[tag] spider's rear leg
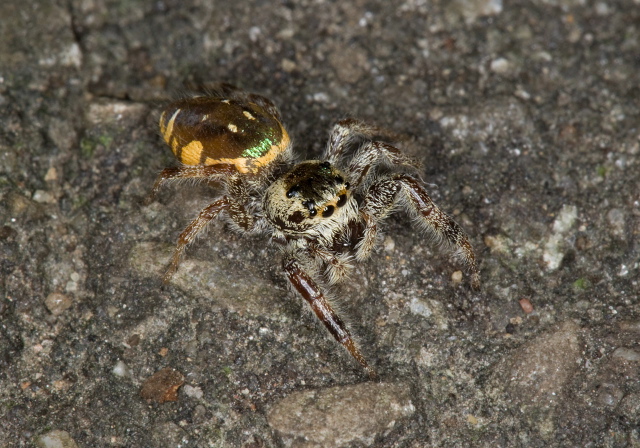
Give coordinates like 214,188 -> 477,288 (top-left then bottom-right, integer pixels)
162,198 -> 230,282
145,164 -> 237,205
161,175 -> 254,283
356,173 -> 480,289
283,257 -> 377,378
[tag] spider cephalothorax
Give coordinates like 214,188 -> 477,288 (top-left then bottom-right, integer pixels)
149,84 -> 480,377
263,160 -> 355,237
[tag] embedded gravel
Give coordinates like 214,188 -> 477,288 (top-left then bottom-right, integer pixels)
1,1 -> 639,447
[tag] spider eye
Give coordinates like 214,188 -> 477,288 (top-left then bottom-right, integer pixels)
302,200 -> 317,217
320,161 -> 331,169
322,206 -> 335,218
344,182 -> 350,190
286,185 -> 299,198
336,194 -> 348,207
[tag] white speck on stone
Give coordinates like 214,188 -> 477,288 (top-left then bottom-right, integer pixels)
112,360 -> 131,378
248,26 -> 261,42
281,58 -> 297,73
183,385 -> 204,399
383,236 -> 395,252
595,2 -> 610,15
606,208 -> 626,236
552,205 -> 578,233
33,190 -> 56,204
535,51 -> 553,62
612,347 -> 640,362
457,0 -> 503,24
35,429 -> 79,448
618,264 -> 629,276
359,11 -> 373,27
409,297 -> 433,318
313,92 -> 329,103
490,57 -> 511,74
515,86 -> 531,100
543,205 -> 578,271
59,43 -> 82,68
65,280 -> 78,293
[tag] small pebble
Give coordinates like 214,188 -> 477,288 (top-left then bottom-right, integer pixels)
383,236 -> 395,252
519,298 -> 534,314
35,429 -> 79,448
112,360 -> 131,378
140,367 -> 185,403
45,167 -> 58,182
44,293 -> 73,316
183,385 -> 204,399
612,347 -> 640,362
32,190 -> 56,204
597,383 -> 623,407
490,57 -> 511,74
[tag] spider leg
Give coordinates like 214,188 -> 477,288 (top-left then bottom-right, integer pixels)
306,242 -> 353,285
163,176 -> 255,283
162,198 -> 230,283
283,256 -> 377,378
356,173 -> 480,289
324,119 -> 417,176
325,118 -> 380,163
145,164 -> 237,204
347,141 -> 419,190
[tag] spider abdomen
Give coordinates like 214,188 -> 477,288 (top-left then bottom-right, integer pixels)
159,96 -> 290,174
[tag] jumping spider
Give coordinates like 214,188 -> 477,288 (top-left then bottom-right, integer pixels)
148,84 -> 479,377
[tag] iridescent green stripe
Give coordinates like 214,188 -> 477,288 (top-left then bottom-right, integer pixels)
241,136 -> 274,158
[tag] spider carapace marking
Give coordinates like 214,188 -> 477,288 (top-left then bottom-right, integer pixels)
148,85 -> 480,378
263,160 -> 354,234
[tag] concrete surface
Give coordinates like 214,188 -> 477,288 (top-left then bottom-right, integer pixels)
1,0 -> 639,447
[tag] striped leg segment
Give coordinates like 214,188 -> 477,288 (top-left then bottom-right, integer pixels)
283,257 -> 377,378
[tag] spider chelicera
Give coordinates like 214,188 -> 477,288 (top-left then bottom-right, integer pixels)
148,84 -> 480,377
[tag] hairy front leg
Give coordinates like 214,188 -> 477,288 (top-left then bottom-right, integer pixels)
324,118 -> 381,163
347,141 -> 419,190
283,257 -> 376,378
306,242 -> 354,285
356,174 -> 480,289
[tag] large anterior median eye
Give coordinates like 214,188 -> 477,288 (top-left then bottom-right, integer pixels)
322,206 -> 335,218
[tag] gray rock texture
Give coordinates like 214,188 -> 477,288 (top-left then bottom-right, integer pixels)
1,0 -> 639,446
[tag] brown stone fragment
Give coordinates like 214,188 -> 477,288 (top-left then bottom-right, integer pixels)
140,367 -> 184,403
519,298 -> 534,314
